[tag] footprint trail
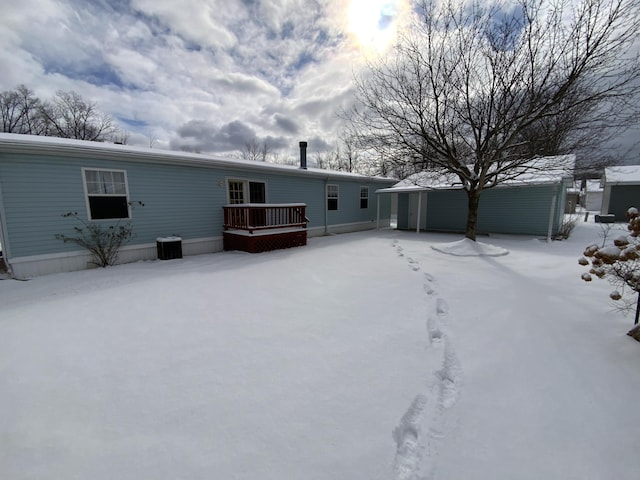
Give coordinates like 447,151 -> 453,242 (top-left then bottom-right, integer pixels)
390,238 -> 464,480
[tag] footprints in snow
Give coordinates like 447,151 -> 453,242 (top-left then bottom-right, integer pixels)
436,298 -> 448,315
392,394 -> 429,480
391,239 -> 462,480
427,316 -> 443,345
392,240 -> 424,273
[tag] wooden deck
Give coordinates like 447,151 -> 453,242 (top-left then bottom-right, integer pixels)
222,204 -> 307,253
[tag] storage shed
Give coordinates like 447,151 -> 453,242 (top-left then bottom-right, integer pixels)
377,155 -> 575,239
601,165 -> 640,221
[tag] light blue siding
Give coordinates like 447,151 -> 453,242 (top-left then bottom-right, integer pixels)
425,190 -> 468,232
396,184 -> 563,236
0,148 -> 394,260
478,185 -> 559,236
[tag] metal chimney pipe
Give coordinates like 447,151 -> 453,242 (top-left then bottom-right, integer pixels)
299,141 -> 307,170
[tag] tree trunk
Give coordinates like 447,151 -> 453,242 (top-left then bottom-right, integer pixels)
465,189 -> 481,241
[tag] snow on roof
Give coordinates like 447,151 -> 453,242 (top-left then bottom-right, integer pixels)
604,165 -> 640,184
585,179 -> 603,192
0,133 -> 395,184
378,155 -> 575,193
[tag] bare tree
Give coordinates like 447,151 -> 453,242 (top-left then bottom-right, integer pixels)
39,90 -> 116,141
0,85 -> 43,134
240,138 -> 270,162
0,89 -> 23,133
112,129 -> 130,145
339,133 -> 361,173
312,135 -> 367,173
313,144 -> 339,170
347,0 -> 640,240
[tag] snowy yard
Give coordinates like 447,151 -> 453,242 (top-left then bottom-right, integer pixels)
1,222 -> 639,480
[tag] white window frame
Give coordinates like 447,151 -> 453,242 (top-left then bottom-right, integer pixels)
327,184 -> 339,211
226,177 -> 267,204
360,186 -> 369,209
82,168 -> 131,221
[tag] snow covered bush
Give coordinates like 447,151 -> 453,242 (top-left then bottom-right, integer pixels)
579,207 -> 640,340
55,211 -> 134,267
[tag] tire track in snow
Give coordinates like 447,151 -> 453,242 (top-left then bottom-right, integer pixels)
390,239 -> 463,480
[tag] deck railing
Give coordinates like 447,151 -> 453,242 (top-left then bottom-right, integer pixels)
223,203 -> 307,233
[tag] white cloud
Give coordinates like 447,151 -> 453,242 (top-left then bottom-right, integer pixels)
131,0 -> 239,49
0,0 -> 416,156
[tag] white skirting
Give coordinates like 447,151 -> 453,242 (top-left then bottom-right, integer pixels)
7,236 -> 224,278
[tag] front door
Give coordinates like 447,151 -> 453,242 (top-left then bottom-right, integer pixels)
227,180 -> 266,204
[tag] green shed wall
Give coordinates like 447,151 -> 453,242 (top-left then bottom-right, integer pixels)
396,184 -> 562,236
608,185 -> 639,221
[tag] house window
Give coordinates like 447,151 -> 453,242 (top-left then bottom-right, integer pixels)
360,186 -> 369,209
228,180 -> 245,204
327,184 -> 339,211
83,168 -> 130,220
227,179 -> 266,204
249,181 -> 266,203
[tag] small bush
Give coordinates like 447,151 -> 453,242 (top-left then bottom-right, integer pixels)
55,212 -> 134,267
555,214 -> 580,240
579,207 -> 640,337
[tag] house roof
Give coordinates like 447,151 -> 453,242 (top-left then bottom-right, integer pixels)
604,165 -> 640,185
584,179 -> 603,192
376,155 -> 576,193
0,133 -> 395,184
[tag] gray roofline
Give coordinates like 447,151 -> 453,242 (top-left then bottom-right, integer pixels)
0,133 -> 395,184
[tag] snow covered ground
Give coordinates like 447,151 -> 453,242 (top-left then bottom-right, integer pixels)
1,220 -> 639,479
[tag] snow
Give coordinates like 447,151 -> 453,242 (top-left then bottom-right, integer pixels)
382,155 -> 575,192
0,133 -> 392,182
605,165 -> 640,184
431,237 -> 510,256
1,222 -> 640,479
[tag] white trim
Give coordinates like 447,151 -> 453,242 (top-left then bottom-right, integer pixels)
225,176 -> 268,204
360,185 -> 369,209
326,183 -> 339,211
0,133 -> 395,184
307,220 -> 377,237
601,184 -> 612,214
81,167 -> 131,221
8,236 -> 224,278
224,227 -> 306,237
547,187 -> 558,241
0,177 -> 11,262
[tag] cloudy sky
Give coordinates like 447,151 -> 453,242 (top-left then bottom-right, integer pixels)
1,0 -> 413,159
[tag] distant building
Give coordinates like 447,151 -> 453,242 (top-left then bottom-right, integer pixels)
601,165 -> 640,221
